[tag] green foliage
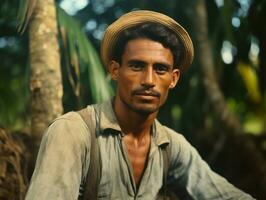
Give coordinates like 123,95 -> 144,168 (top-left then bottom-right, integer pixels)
17,0 -> 114,105
17,0 -> 38,32
0,0 -> 29,130
2,0 -> 265,134
0,0 -> 114,130
57,6 -> 114,104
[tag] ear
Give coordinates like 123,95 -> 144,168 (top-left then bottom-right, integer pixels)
108,60 -> 120,81
169,69 -> 180,89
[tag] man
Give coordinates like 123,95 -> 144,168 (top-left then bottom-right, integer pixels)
26,10 -> 255,199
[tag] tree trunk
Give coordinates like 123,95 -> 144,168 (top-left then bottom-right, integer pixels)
193,0 -> 242,134
29,0 -> 63,148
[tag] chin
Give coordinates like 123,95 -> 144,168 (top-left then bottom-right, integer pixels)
131,104 -> 159,115
121,98 -> 160,115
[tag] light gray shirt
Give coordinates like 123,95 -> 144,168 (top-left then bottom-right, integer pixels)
25,99 -> 255,199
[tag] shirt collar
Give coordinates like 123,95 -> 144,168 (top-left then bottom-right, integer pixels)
97,99 -> 170,146
96,98 -> 121,132
153,119 -> 170,146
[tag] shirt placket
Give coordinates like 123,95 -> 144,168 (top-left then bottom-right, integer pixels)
118,132 -> 158,200
119,134 -> 137,195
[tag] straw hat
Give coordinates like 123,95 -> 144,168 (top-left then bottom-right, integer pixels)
101,10 -> 194,71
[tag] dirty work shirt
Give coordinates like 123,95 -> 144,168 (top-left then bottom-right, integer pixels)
25,99 -> 254,200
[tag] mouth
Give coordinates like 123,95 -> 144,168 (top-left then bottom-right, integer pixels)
135,93 -> 158,97
133,90 -> 160,98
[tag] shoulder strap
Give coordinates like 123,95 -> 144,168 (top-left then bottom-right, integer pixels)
161,143 -> 171,199
162,144 -> 171,182
161,134 -> 181,200
77,105 -> 102,200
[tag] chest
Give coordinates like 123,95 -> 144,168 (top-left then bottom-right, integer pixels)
96,135 -> 165,199
122,136 -> 151,187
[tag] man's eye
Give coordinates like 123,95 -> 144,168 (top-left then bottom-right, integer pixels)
130,64 -> 143,71
155,66 -> 168,74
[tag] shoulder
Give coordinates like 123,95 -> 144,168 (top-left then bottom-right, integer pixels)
161,126 -> 198,165
162,126 -> 190,148
44,109 -> 93,146
53,109 -> 89,124
51,111 -> 87,132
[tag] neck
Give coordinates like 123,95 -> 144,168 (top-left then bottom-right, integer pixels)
113,96 -> 157,139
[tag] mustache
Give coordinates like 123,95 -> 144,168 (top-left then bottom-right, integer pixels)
132,87 -> 161,97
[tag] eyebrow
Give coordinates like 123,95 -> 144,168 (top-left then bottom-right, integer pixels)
154,63 -> 171,70
127,59 -> 172,69
127,59 -> 146,66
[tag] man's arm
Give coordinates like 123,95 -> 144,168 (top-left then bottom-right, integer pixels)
25,112 -> 90,200
166,127 -> 255,200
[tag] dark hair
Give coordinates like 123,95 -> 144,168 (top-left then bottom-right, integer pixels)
112,22 -> 184,68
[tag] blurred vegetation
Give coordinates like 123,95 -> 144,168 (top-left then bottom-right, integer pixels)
0,0 -> 266,199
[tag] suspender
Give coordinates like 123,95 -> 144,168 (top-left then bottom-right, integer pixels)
162,143 -> 171,199
77,105 -> 101,200
77,105 -> 171,200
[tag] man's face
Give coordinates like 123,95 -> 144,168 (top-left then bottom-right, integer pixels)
109,38 -> 180,115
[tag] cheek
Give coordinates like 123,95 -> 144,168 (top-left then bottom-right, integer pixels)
117,75 -> 135,96
119,71 -> 139,89
157,78 -> 173,104
158,77 -> 173,92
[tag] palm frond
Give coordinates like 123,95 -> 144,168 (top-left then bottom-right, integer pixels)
57,6 -> 114,103
17,0 -> 38,32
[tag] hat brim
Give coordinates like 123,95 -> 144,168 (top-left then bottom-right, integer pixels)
101,10 -> 194,71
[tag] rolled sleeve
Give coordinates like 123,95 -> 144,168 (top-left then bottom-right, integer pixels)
25,112 -> 90,200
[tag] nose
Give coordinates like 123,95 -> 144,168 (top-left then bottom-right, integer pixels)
141,67 -> 155,87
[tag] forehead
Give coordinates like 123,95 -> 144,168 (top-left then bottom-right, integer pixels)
122,39 -> 174,65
